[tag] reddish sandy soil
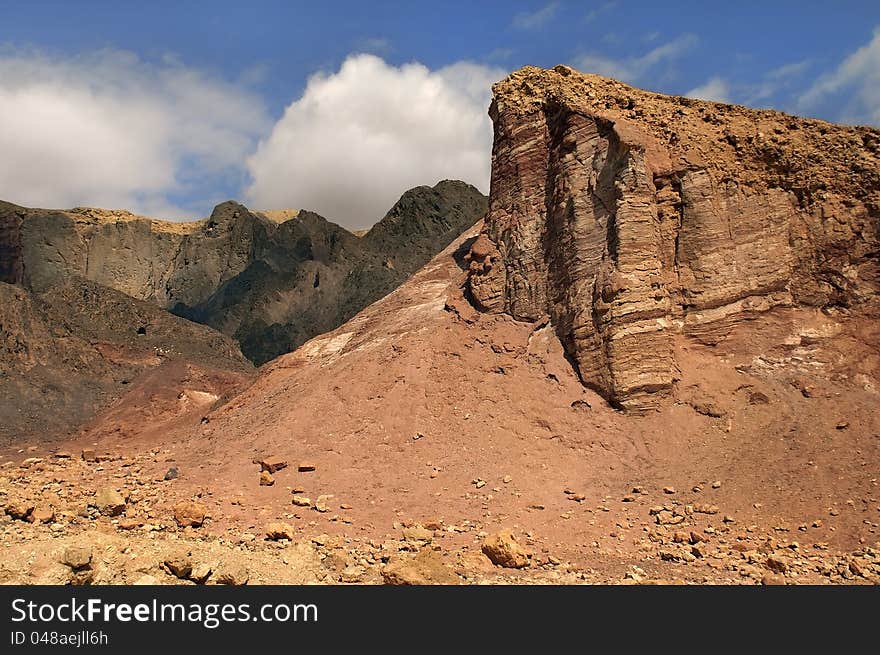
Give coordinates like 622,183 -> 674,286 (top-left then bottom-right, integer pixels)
2,224 -> 878,584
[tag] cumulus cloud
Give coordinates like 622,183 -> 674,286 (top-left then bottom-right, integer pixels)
799,27 -> 880,126
512,2 -> 559,30
686,77 -> 731,103
573,34 -> 698,84
0,48 -> 270,218
246,54 -> 504,228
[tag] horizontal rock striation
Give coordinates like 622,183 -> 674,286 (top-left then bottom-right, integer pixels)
468,65 -> 879,411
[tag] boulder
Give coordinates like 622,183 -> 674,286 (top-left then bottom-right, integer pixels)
94,488 -> 126,516
481,530 -> 531,569
173,500 -> 208,528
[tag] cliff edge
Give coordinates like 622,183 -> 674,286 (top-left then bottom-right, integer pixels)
468,65 -> 880,410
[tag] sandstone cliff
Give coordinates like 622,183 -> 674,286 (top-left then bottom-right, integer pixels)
468,65 -> 879,411
2,181 -> 487,364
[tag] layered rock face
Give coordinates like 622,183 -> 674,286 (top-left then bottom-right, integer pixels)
468,66 -> 879,411
4,181 -> 487,364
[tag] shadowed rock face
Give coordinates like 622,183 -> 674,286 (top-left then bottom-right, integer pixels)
2,180 -> 487,365
0,207 -> 23,284
468,65 -> 880,411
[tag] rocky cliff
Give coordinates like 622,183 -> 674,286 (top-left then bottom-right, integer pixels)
468,65 -> 879,411
3,180 -> 487,364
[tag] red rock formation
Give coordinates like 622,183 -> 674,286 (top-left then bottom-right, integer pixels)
469,65 -> 880,411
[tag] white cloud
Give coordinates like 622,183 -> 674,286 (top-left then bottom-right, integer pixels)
799,27 -> 880,126
353,37 -> 393,55
0,48 -> 270,218
766,59 -> 811,81
246,54 -> 503,228
573,34 -> 698,84
584,1 -> 617,24
512,2 -> 559,30
686,77 -> 731,103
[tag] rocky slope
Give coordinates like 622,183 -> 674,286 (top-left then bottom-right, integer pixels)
0,279 -> 252,446
4,219 -> 876,586
467,65 -> 879,411
1,68 -> 878,586
2,180 -> 487,364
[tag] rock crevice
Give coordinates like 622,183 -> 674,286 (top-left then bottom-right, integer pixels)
469,65 -> 879,411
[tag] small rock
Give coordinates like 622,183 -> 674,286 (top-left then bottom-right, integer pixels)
61,546 -> 93,570
265,522 -> 296,541
189,562 -> 213,584
28,507 -> 55,524
341,565 -> 365,583
690,399 -> 726,418
298,462 -> 316,472
81,448 -> 97,462
215,563 -> 249,585
315,495 -> 333,513
663,486 -> 676,495
502,475 -> 513,484
259,470 -> 275,486
656,510 -> 684,525
173,500 -> 208,528
291,495 -> 312,507
835,421 -> 849,430
711,481 -> 722,489
163,467 -> 179,481
260,456 -> 288,473
95,488 -> 126,516
849,560 -> 866,577
762,573 -> 786,585
164,556 -> 193,579
382,550 -> 457,585
117,518 -> 139,531
481,530 -> 531,568
402,525 -> 433,544
4,501 -> 35,521
765,556 -> 788,573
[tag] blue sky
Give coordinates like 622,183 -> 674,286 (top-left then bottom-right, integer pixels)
1,1 -> 878,226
